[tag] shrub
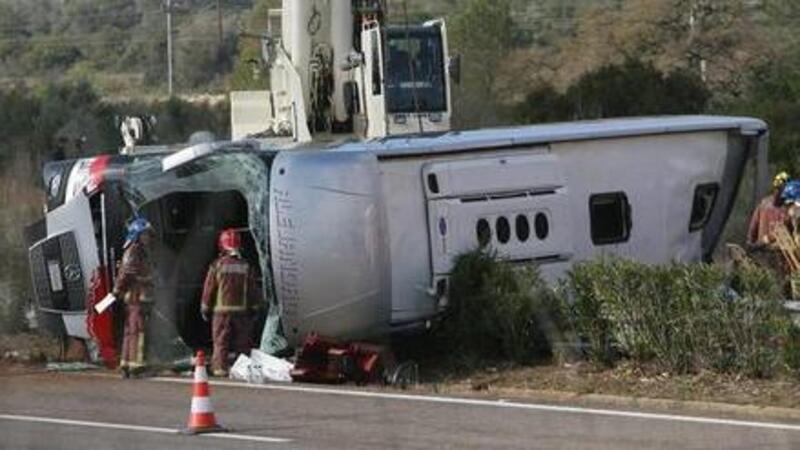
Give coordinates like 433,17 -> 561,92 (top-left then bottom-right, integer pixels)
440,251 -> 790,378
783,324 -> 800,374
442,250 -> 561,364
557,260 -> 616,366
723,263 -> 787,377
560,258 -> 788,377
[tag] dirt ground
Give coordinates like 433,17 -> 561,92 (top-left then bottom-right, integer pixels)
0,333 -> 59,361
418,360 -> 800,411
0,333 -> 58,375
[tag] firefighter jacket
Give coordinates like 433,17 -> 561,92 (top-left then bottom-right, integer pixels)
748,195 -> 790,246
201,253 -> 261,315
114,241 -> 154,305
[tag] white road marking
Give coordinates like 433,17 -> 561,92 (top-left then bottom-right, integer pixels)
153,376 -> 800,433
0,414 -> 291,443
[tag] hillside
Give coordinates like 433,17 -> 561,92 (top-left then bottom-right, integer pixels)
0,0 -> 616,97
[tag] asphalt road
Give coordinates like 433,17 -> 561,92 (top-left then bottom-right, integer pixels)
2,371 -> 800,449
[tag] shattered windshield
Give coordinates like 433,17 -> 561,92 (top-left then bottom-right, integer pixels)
117,150 -> 284,359
385,27 -> 447,113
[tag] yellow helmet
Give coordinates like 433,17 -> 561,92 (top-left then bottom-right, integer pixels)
774,171 -> 790,188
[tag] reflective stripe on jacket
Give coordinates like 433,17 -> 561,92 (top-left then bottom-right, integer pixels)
201,253 -> 261,314
114,241 -> 154,305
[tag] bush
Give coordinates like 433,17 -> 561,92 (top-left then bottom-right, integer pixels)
783,324 -> 800,373
439,251 -> 791,379
556,260 -> 618,366
725,264 -> 788,377
560,258 -> 788,377
442,250 -> 562,364
0,156 -> 42,336
22,41 -> 83,72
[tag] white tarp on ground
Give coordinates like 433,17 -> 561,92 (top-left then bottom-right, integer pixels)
229,349 -> 293,383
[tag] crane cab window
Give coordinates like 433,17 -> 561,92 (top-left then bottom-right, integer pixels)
590,192 -> 631,245
385,26 -> 446,113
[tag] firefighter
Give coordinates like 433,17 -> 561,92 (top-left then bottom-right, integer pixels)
113,216 -> 156,378
201,229 -> 262,377
748,171 -> 791,247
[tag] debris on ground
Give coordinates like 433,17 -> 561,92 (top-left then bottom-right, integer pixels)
290,333 -> 399,385
386,360 -> 419,389
45,362 -> 101,372
229,349 -> 293,383
170,357 -> 194,373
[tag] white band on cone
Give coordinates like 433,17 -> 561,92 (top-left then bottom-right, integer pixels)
191,397 -> 214,413
195,366 -> 208,382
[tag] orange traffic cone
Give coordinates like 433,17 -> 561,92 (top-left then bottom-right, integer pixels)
182,350 -> 226,435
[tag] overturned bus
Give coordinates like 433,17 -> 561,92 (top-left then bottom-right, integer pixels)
26,116 -> 769,366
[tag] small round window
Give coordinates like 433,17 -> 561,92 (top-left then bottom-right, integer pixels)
515,214 -> 530,242
534,212 -> 549,240
496,216 -> 511,244
476,219 -> 491,247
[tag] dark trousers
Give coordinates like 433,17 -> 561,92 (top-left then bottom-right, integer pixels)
211,312 -> 254,372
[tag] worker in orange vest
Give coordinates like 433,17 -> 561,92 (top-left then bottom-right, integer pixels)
201,229 -> 262,376
748,172 -> 791,247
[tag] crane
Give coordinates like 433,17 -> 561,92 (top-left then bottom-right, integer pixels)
230,0 -> 459,142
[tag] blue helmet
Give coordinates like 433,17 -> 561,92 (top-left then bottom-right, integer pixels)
781,180 -> 800,204
124,216 -> 153,248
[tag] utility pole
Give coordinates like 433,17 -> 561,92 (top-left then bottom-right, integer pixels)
166,0 -> 174,96
217,0 -> 223,48
688,0 -> 707,83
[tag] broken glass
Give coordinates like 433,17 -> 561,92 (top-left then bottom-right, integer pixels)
111,149 -> 285,362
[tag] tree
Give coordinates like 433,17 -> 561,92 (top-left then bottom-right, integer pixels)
0,3 -> 26,63
0,88 -> 37,162
448,0 -> 514,128
552,0 -> 773,103
567,59 -> 709,118
513,59 -> 709,125
511,84 -> 571,124
175,11 -> 237,90
720,47 -> 800,171
229,0 -> 278,91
